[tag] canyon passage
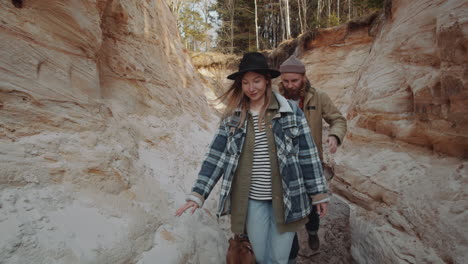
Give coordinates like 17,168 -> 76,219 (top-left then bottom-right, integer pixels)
0,0 -> 467,263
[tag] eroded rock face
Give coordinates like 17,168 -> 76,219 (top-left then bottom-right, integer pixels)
300,1 -> 467,263
347,0 -> 468,158
301,21 -> 375,110
0,1 -> 225,263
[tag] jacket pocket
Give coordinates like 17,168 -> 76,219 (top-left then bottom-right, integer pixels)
227,128 -> 244,156
283,126 -> 299,156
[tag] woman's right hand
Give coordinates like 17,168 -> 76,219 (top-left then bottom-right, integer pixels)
175,200 -> 199,217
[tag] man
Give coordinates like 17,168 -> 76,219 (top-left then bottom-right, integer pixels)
279,55 -> 347,254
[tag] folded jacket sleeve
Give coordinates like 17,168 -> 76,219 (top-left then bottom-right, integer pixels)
188,121 -> 229,207
295,107 -> 328,197
320,91 -> 347,145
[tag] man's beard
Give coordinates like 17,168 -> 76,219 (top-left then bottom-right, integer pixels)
282,81 -> 305,100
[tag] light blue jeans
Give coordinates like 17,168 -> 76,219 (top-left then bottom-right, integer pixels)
246,199 -> 295,264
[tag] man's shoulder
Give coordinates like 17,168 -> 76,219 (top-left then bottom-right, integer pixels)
308,87 -> 332,101
309,86 -> 324,95
304,86 -> 319,102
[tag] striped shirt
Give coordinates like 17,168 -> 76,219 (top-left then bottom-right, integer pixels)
249,112 -> 272,200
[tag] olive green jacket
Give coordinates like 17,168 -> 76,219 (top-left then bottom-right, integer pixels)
302,84 -> 347,161
230,96 -> 309,234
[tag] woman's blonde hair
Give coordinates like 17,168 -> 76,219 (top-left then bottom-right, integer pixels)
218,71 -> 272,130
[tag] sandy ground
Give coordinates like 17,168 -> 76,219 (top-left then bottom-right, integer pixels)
297,195 -> 352,264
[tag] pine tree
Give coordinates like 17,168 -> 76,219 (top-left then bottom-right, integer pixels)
210,0 -> 384,53
167,0 -> 210,51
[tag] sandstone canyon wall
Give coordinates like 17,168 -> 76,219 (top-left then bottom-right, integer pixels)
297,0 -> 467,263
0,1 -> 226,263
2,0 -> 467,263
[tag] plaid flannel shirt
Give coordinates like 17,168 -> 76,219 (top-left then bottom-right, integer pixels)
190,92 -> 327,224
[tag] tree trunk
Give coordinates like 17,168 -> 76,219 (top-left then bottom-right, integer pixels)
228,0 -> 235,54
255,0 -> 259,50
275,2 -> 281,47
280,0 -> 285,41
230,19 -> 234,53
317,0 -> 321,22
348,0 -> 351,21
285,0 -> 291,39
298,0 -> 303,33
302,0 -> 307,31
337,0 -> 340,21
327,0 -> 331,27
201,0 -> 209,51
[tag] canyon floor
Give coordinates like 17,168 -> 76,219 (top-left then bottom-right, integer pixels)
297,195 -> 352,264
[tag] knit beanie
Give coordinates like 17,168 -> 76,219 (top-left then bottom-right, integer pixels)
279,55 -> 306,74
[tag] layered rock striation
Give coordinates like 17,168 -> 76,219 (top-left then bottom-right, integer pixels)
2,0 -> 467,263
295,1 -> 467,263
0,1 -> 225,263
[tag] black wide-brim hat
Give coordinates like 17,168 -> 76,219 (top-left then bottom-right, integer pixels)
227,52 -> 281,80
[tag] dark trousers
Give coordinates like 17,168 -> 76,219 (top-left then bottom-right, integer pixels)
305,205 -> 320,233
289,206 -> 320,259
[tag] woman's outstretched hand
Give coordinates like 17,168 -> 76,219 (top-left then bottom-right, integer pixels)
175,200 -> 199,217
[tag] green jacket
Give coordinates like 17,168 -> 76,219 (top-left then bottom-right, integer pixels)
302,84 -> 347,161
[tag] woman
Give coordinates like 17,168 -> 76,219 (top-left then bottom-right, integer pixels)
176,52 -> 328,264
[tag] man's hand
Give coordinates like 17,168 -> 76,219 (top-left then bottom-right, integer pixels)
326,136 -> 338,154
316,202 -> 328,218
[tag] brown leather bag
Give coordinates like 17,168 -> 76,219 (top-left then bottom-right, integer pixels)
226,234 -> 256,264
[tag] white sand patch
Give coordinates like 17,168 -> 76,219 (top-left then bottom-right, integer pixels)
39,201 -> 127,261
138,210 -> 228,264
